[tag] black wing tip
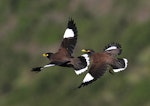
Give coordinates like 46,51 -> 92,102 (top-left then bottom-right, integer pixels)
78,84 -> 83,89
67,18 -> 75,28
31,67 -> 42,72
77,83 -> 86,88
68,17 -> 74,22
67,18 -> 77,36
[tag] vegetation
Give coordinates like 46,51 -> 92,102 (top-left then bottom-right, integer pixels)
0,0 -> 150,106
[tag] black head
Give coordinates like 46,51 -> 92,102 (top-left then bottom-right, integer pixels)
81,49 -> 95,56
43,52 -> 53,58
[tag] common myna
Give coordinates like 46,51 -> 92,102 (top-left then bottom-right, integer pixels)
78,43 -> 128,88
32,19 -> 90,74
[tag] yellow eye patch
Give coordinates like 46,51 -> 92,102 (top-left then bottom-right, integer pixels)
81,49 -> 90,53
81,49 -> 87,52
43,53 -> 48,57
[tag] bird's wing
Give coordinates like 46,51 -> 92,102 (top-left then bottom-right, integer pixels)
104,42 -> 122,56
58,18 -> 77,56
74,54 -> 90,75
111,58 -> 128,72
78,63 -> 108,88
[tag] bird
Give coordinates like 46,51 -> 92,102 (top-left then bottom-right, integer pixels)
32,19 -> 90,75
78,42 -> 128,88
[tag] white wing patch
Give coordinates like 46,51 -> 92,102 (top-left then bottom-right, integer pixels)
82,54 -> 90,66
75,68 -> 88,75
105,46 -> 117,51
113,58 -> 128,72
83,73 -> 94,83
63,28 -> 74,38
74,54 -> 90,75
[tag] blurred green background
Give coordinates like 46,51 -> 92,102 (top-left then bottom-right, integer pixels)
0,0 -> 150,106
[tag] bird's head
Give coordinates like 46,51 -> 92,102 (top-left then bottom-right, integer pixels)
42,53 -> 53,58
81,49 -> 95,55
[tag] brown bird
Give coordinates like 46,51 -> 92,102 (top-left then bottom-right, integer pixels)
32,19 -> 90,75
78,43 -> 128,88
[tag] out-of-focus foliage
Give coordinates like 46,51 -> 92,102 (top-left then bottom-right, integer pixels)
0,0 -> 150,106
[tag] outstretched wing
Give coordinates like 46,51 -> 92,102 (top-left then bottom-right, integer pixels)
59,18 -> 78,56
74,54 -> 90,75
104,42 -> 122,56
78,63 -> 108,88
111,58 -> 128,72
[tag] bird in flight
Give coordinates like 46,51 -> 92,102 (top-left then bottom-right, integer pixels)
78,43 -> 128,88
32,19 -> 90,75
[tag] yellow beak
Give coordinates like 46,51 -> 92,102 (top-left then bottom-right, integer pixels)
81,49 -> 87,53
43,53 -> 48,57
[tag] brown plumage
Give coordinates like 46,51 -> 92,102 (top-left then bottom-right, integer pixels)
32,19 -> 90,74
78,43 -> 128,88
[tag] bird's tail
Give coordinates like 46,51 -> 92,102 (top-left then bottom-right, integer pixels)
31,64 -> 55,72
32,67 -> 43,72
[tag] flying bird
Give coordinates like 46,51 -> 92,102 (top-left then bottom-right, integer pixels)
78,43 -> 128,88
32,19 -> 90,75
